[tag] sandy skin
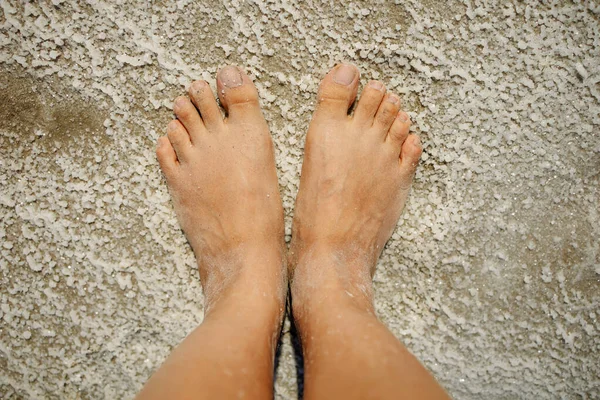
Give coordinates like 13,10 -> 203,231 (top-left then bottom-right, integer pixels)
138,64 -> 449,400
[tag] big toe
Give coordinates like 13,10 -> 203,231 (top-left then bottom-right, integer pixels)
314,63 -> 360,119
216,65 -> 263,122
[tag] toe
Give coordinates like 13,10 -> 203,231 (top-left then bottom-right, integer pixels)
216,65 -> 263,121
166,119 -> 193,162
156,136 -> 178,177
314,63 -> 360,119
373,93 -> 401,133
173,96 -> 204,142
386,111 -> 411,152
399,134 -> 423,174
188,80 -> 223,130
353,80 -> 386,124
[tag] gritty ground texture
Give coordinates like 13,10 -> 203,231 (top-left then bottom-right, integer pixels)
0,0 -> 599,399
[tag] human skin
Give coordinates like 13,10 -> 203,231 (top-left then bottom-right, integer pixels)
137,66 -> 287,399
289,63 -> 449,400
137,64 -> 449,400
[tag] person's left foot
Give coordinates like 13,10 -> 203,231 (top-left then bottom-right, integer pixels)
289,64 -> 422,312
156,66 -> 286,311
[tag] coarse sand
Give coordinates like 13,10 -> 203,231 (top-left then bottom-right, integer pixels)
0,1 -> 599,398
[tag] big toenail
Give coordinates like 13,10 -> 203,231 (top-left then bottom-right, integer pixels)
368,80 -> 384,91
414,136 -> 422,147
220,66 -> 243,88
387,94 -> 400,105
333,64 -> 357,85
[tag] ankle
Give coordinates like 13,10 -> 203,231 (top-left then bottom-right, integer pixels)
201,287 -> 285,358
200,244 -> 287,317
202,277 -> 286,341
205,285 -> 285,321
290,281 -> 376,341
289,244 -> 375,323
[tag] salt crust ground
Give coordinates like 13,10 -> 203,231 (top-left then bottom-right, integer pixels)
0,0 -> 599,398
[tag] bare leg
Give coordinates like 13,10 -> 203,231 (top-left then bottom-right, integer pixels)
289,64 -> 449,399
137,66 -> 286,399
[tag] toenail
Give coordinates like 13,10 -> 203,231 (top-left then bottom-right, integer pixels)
397,112 -> 410,123
368,80 -> 384,91
413,136 -> 421,147
386,94 -> 400,105
174,97 -> 187,110
191,80 -> 208,93
333,64 -> 357,86
167,120 -> 178,131
219,66 -> 243,88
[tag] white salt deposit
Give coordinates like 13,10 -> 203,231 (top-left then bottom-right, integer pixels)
0,0 -> 599,399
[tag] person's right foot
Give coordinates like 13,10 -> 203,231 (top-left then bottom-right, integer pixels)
156,66 -> 286,314
289,63 -> 422,311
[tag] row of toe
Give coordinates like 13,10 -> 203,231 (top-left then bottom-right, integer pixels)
159,63 -> 422,171
316,63 -> 417,155
173,66 -> 263,138
158,66 -> 266,166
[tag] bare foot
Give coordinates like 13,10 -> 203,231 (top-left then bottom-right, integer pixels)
290,63 -> 422,311
139,67 -> 286,400
156,66 -> 286,312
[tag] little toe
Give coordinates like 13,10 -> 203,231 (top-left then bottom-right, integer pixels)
386,111 -> 411,152
166,119 -> 193,162
353,80 -> 386,124
314,63 -> 360,120
156,136 -> 178,177
216,65 -> 263,122
399,134 -> 423,175
173,96 -> 205,141
373,93 -> 401,133
188,80 -> 223,130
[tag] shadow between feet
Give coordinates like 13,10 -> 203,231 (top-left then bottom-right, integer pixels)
273,295 -> 305,399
